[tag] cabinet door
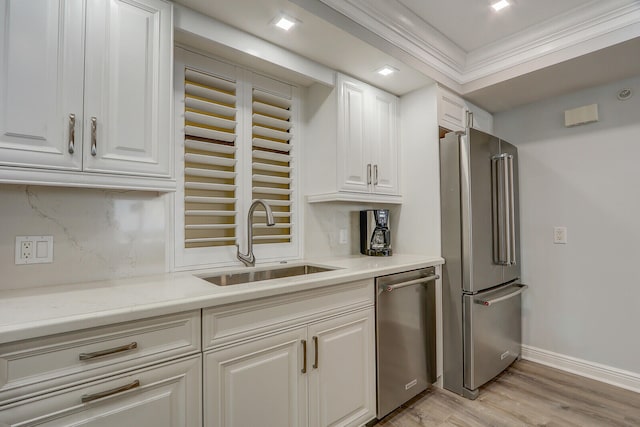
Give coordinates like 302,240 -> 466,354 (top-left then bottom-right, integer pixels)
204,327 -> 308,427
369,89 -> 399,195
337,75 -> 370,193
0,355 -> 201,427
466,102 -> 494,134
83,0 -> 172,177
437,87 -> 467,132
0,0 -> 84,170
308,309 -> 376,427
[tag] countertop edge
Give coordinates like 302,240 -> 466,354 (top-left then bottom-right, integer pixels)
0,255 -> 444,344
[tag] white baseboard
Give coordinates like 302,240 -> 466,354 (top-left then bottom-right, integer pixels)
521,345 -> 640,394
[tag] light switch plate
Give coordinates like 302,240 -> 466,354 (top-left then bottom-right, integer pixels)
15,236 -> 53,264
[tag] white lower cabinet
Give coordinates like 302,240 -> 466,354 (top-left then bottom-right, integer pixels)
204,308 -> 376,427
0,310 -> 202,426
0,355 -> 202,427
308,310 -> 376,427
204,327 -> 308,427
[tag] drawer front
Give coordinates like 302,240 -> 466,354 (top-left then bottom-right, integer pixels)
0,354 -> 201,427
203,279 -> 374,350
0,310 -> 200,406
463,284 -> 524,390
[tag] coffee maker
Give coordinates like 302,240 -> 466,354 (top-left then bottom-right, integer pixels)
360,209 -> 392,256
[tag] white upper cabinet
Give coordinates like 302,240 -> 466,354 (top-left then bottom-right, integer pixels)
368,89 -> 399,195
465,100 -> 494,135
337,74 -> 399,197
337,78 -> 369,193
83,0 -> 172,176
0,0 -> 84,171
437,86 -> 467,133
0,0 -> 174,190
306,73 -> 401,204
437,86 -> 493,134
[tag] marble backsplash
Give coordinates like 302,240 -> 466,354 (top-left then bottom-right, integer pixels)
0,185 -> 167,291
304,202 -> 401,259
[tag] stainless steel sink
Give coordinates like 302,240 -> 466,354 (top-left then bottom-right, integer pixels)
201,264 -> 338,286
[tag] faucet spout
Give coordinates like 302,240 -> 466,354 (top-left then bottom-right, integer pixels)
236,199 -> 275,267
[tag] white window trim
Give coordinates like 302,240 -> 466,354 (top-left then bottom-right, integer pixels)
172,46 -> 302,271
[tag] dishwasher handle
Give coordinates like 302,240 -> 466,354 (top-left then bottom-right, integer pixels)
385,274 -> 439,292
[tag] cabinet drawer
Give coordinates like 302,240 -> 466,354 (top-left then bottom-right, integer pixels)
0,354 -> 201,427
0,310 -> 200,406
203,279 -> 374,350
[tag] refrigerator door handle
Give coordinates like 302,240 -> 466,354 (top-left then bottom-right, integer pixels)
492,153 -> 516,266
507,155 -> 517,265
492,155 -> 507,265
503,154 -> 513,265
475,284 -> 528,306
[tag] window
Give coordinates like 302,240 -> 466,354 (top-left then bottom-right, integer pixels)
174,48 -> 300,269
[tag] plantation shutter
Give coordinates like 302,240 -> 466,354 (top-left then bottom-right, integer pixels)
251,88 -> 293,244
183,68 -> 238,248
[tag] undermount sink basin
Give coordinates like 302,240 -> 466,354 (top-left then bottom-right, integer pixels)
201,264 -> 338,286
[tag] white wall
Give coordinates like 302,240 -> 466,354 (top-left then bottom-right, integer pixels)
395,83 -> 441,256
0,185 -> 166,291
494,75 -> 640,374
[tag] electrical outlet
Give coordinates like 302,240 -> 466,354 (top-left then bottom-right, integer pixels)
15,236 -> 53,264
553,227 -> 567,244
21,241 -> 33,259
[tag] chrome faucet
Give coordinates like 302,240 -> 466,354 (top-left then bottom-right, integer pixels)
236,199 -> 276,267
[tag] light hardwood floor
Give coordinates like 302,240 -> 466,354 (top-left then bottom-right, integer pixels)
374,360 -> 640,426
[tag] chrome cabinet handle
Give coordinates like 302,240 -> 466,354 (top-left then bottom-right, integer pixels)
301,340 -> 307,374
374,165 -> 378,185
68,114 -> 75,154
312,336 -> 318,369
90,117 -> 97,156
385,274 -> 439,292
79,342 -> 138,360
81,380 -> 140,403
367,164 -> 372,185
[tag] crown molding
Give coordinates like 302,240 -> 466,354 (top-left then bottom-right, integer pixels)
319,0 -> 466,80
464,0 -> 640,82
317,0 -> 640,91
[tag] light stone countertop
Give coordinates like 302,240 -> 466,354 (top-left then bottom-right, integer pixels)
0,254 -> 443,344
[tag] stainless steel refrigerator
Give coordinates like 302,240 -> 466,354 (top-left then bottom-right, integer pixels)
440,128 -> 528,399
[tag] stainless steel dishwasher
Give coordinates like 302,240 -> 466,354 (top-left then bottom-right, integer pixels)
375,267 -> 439,419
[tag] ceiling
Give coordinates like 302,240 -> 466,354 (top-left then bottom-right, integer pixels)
174,0 -> 432,95
396,0 -> 593,52
174,0 -> 640,112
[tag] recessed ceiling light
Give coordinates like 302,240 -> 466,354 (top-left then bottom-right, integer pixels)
376,66 -> 397,76
275,16 -> 296,31
491,0 -> 510,12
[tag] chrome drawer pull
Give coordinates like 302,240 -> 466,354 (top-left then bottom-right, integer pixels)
385,274 -> 439,292
79,342 -> 138,360
81,380 -> 140,403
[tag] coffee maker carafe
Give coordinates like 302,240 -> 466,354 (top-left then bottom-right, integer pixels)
360,209 -> 392,256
